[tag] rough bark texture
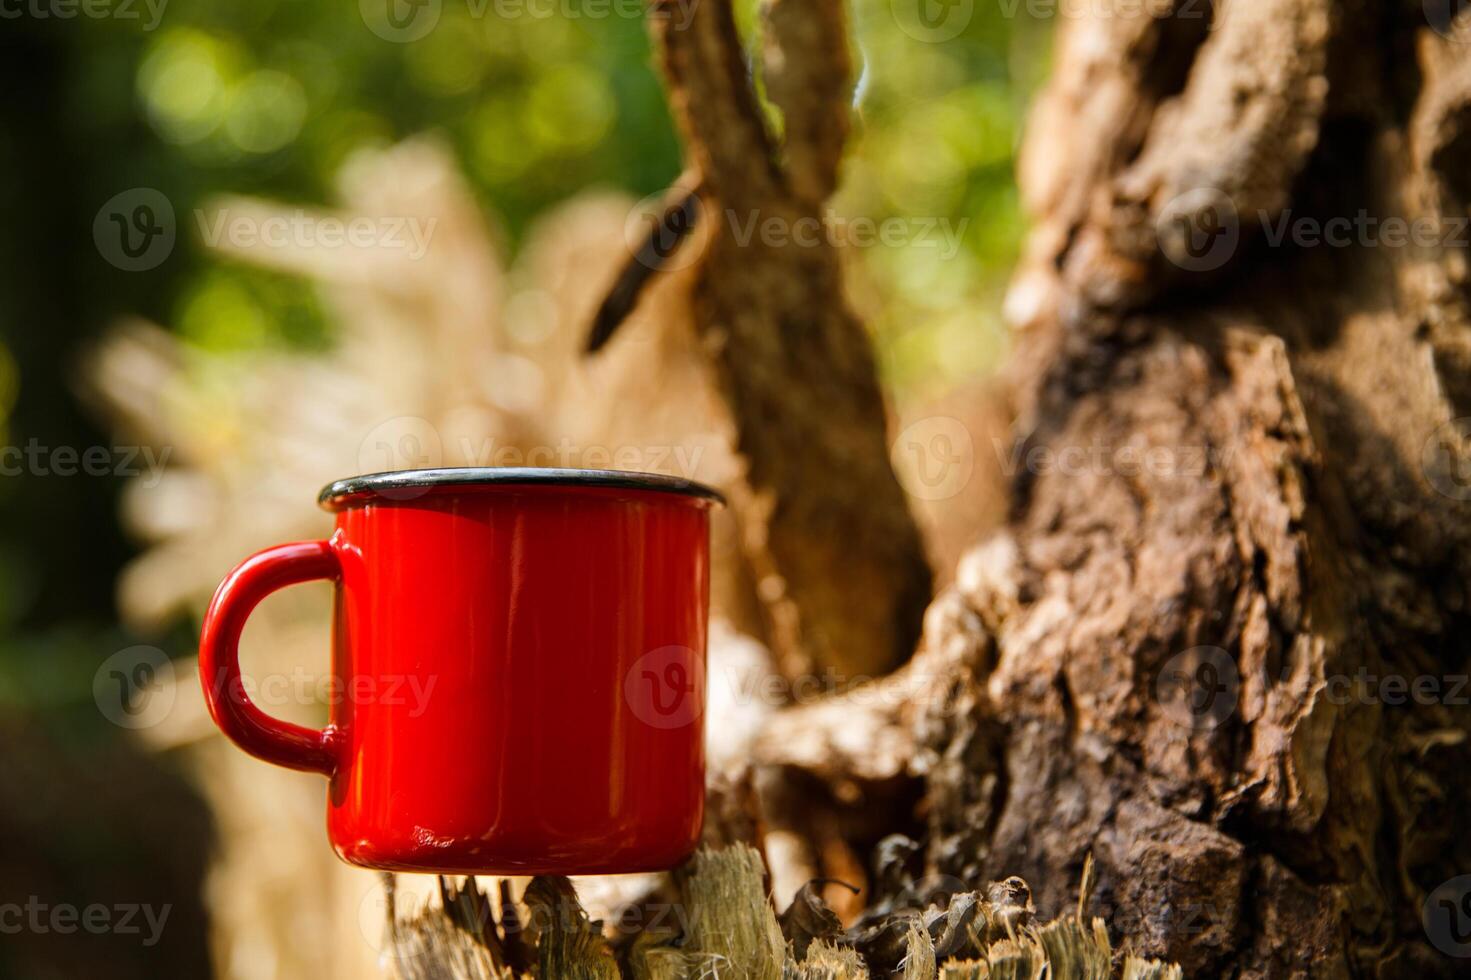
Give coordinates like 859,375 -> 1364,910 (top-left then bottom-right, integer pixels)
643,0 -> 934,682
392,1 -> 1471,976
758,2 -> 1471,976
932,1 -> 1471,974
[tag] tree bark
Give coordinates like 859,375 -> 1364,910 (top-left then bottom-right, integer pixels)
394,1 -> 1471,976
642,0 -> 935,683
756,2 -> 1471,976
918,1 -> 1471,974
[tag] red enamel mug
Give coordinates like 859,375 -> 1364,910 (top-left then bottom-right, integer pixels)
198,468 -> 719,875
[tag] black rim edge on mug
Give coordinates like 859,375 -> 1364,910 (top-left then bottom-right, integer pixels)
318,467 -> 726,511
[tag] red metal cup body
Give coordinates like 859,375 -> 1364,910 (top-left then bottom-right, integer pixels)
198,470 -> 714,875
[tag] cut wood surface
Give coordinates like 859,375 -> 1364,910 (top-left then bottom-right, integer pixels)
383,846 -> 1177,979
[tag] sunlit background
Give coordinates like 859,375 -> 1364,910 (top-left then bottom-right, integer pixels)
0,2 -> 1046,976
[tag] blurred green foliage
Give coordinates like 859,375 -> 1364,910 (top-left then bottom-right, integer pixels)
0,0 -> 1043,701
0,7 -> 1047,971
74,0 -> 1038,378
0,9 -> 1043,970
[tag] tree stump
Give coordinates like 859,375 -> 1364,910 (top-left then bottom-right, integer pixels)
397,0 -> 1471,976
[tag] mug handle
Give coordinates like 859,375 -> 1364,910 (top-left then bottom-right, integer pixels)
198,540 -> 342,776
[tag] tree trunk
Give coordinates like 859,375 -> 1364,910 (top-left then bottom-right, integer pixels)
753,2 -> 1471,976
393,2 -> 1471,977
639,0 -> 935,683
912,1 -> 1471,974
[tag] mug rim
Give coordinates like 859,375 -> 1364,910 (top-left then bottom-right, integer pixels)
318,466 -> 725,511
